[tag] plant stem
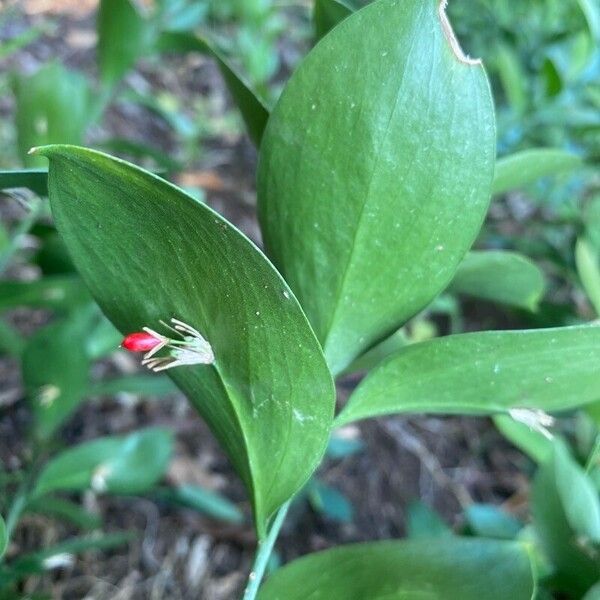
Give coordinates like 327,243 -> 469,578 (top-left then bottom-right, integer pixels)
4,475 -> 29,543
242,501 -> 290,600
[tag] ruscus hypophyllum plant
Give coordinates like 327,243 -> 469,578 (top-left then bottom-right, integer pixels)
19,0 -> 600,598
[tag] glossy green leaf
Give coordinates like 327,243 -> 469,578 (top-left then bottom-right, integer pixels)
33,428 -> 173,497
492,149 -> 582,195
337,325 -> 600,425
98,0 -> 152,87
0,169 -> 47,195
258,0 -> 495,375
37,145 -> 335,535
576,238 -> 600,316
0,276 -> 88,313
313,0 -> 353,41
449,251 -> 545,311
533,444 -> 600,596
0,515 -> 6,560
22,309 -> 95,441
156,32 -> 270,146
464,504 -> 522,540
493,415 -> 553,464
12,63 -> 91,167
153,485 -> 244,523
258,538 -> 535,600
406,501 -> 452,539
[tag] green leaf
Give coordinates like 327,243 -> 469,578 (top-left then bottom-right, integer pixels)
0,276 -> 89,313
493,415 -> 553,464
449,251 -> 545,311
12,63 -> 91,167
494,44 -> 527,113
84,313 -> 122,359
553,441 -> 600,543
343,328 -> 408,375
464,504 -> 522,540
257,538 -> 535,600
583,581 -> 600,600
492,149 -> 583,195
36,144 -> 335,536
89,374 -> 178,397
33,427 -> 173,497
576,237 -> 600,316
0,515 -> 6,559
337,325 -> 600,425
307,480 -> 354,523
98,0 -> 152,87
22,309 -> 95,441
406,501 -> 452,539
313,0 -> 353,41
25,496 -> 102,531
577,0 -> 600,43
156,32 -> 270,146
533,444 -> 600,596
0,532 -> 131,587
153,485 -> 244,523
0,169 -> 48,195
258,0 -> 495,375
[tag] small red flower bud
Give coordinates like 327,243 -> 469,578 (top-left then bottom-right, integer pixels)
121,332 -> 161,352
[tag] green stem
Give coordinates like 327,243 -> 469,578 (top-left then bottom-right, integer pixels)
242,501 -> 290,600
4,476 -> 29,544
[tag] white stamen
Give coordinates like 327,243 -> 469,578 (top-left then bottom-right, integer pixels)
140,318 -> 214,372
509,408 -> 555,440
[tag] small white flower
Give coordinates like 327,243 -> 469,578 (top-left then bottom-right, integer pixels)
123,318 -> 214,373
509,408 -> 555,440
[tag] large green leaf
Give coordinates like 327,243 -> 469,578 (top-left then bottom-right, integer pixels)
337,325 -> 600,425
492,149 -> 582,195
33,428 -> 173,497
12,63 -> 91,167
449,251 -> 545,311
258,538 -> 535,600
36,145 -> 334,535
156,32 -> 270,146
258,0 -> 495,375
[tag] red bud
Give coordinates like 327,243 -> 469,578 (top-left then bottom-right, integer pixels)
121,332 -> 161,352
